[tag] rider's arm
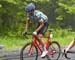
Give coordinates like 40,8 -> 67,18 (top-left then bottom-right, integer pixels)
24,16 -> 30,32
35,19 -> 44,32
25,19 -> 30,31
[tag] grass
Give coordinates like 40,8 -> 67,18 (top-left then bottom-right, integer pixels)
0,36 -> 32,50
52,30 -> 75,47
0,29 -> 75,50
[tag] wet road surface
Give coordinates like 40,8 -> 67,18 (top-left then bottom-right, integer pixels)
0,47 -> 75,60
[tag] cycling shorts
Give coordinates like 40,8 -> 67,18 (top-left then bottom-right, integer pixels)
37,22 -> 48,35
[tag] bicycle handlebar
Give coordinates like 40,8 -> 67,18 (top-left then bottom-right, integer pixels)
67,51 -> 75,53
23,32 -> 32,39
25,32 -> 32,35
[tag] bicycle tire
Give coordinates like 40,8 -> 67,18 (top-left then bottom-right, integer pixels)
65,50 -> 75,59
20,42 -> 38,60
47,41 -> 61,60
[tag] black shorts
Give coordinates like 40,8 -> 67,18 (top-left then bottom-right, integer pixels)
37,22 -> 48,35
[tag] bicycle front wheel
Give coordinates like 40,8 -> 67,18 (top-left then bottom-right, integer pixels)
47,41 -> 61,60
20,42 -> 38,60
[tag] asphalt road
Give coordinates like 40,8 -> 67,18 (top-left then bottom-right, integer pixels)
0,47 -> 75,60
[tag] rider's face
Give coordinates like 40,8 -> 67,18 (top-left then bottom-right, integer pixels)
28,10 -> 34,16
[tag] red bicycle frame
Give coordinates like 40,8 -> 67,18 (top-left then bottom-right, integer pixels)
28,31 -> 56,56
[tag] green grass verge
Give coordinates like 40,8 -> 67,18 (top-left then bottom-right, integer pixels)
0,30 -> 75,50
0,36 -> 32,50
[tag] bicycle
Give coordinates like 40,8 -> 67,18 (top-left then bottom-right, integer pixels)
20,29 -> 61,60
64,47 -> 75,59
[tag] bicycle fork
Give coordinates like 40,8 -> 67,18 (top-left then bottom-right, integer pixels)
28,43 -> 34,55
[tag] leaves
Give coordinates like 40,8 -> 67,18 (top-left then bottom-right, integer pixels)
58,3 -> 75,14
0,0 -> 75,36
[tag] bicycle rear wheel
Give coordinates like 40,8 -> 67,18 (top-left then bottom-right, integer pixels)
47,41 -> 61,60
20,42 -> 38,60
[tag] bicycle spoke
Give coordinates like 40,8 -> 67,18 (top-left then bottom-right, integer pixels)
47,41 -> 61,60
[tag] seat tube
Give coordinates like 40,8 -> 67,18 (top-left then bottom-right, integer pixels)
45,40 -> 49,50
45,32 -> 51,49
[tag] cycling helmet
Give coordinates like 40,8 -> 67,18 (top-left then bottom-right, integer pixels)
25,3 -> 35,12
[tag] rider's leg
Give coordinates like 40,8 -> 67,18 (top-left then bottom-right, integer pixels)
38,34 -> 45,50
38,34 -> 48,57
65,39 -> 75,53
36,22 -> 48,57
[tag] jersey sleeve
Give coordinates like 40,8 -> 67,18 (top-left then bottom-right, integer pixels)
35,10 -> 48,23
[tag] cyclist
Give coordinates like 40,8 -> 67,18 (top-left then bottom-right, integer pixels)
64,39 -> 75,53
22,3 -> 48,57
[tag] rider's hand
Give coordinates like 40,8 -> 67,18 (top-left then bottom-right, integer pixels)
32,31 -> 37,36
22,31 -> 27,36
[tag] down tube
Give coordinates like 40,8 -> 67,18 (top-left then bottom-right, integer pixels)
33,38 -> 43,54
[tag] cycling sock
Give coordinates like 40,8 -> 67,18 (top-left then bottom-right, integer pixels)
43,45 -> 47,51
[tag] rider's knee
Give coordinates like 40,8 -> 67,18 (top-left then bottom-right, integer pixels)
38,34 -> 43,39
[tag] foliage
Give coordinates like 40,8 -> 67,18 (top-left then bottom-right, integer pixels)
0,29 -> 75,49
56,0 -> 75,29
0,0 -> 75,49
0,0 -> 75,37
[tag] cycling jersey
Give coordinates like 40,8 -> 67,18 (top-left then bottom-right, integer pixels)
27,10 -> 48,35
27,10 -> 48,23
